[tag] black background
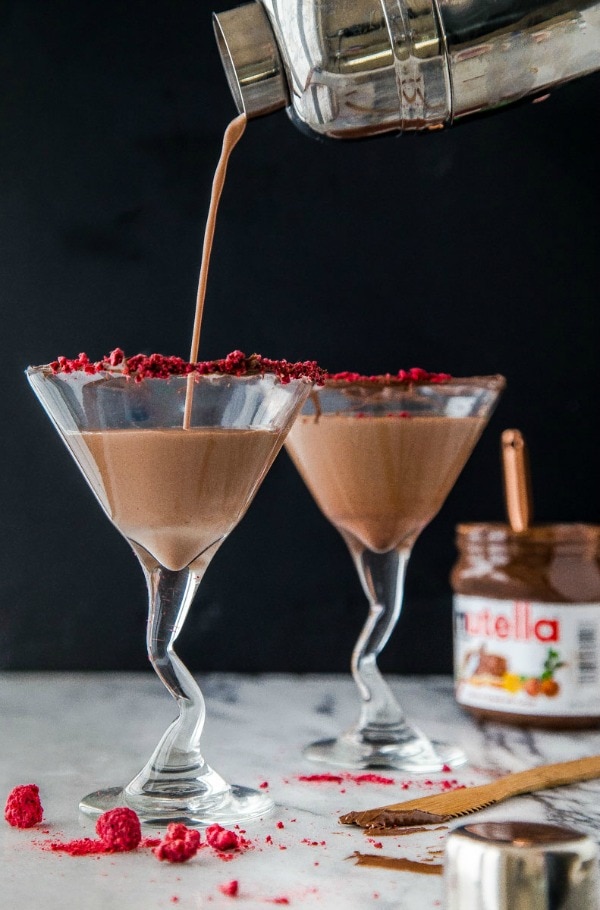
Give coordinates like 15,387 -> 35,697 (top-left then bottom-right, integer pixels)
1,1 -> 598,673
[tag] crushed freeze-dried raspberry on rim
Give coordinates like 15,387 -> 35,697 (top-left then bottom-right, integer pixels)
326,367 -> 451,384
45,349 -> 325,385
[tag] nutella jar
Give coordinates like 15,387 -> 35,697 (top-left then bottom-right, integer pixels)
452,523 -> 600,728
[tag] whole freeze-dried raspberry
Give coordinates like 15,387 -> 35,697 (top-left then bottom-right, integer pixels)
95,807 -> 141,851
4,784 -> 44,828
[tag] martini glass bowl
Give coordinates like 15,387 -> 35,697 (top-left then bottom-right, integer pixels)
285,375 -> 505,772
27,365 -> 313,825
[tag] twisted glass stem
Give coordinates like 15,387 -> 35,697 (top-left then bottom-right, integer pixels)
343,539 -> 412,739
125,551 -> 230,810
143,565 -> 205,769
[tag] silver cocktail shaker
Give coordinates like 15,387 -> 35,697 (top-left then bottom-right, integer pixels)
213,0 -> 600,138
445,821 -> 600,910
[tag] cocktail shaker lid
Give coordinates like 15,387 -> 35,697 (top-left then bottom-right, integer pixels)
213,2 -> 288,118
445,820 -> 599,910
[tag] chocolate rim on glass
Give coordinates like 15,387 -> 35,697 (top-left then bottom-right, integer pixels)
285,373 -> 505,772
27,358 -> 315,824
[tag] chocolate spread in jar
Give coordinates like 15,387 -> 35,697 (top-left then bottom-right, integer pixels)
451,523 -> 600,728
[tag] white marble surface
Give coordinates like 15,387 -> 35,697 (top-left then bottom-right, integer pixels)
2,673 -> 600,909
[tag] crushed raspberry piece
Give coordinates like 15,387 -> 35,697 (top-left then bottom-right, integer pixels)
265,835 -> 273,845
219,880 -> 239,897
297,772 -> 394,786
297,774 -> 344,784
141,836 -> 162,848
154,823 -> 201,864
46,350 -> 325,385
276,821 -> 285,829
46,837 -> 107,856
259,781 -> 269,789
268,899 -> 290,905
351,774 -> 394,785
96,808 -> 141,852
206,824 -> 240,851
164,823 -> 199,843
4,784 -> 43,828
441,764 -> 452,773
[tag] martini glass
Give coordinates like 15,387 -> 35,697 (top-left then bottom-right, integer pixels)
27,365 -> 313,824
285,375 -> 505,771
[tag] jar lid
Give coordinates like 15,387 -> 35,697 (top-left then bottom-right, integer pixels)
445,820 -> 599,909
456,522 -> 600,547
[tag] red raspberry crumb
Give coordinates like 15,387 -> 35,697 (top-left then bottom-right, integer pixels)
297,774 -> 344,784
276,821 -> 285,829
46,837 -> 107,856
219,880 -> 239,897
268,899 -> 290,905
441,764 -> 452,773
259,782 -> 269,789
141,836 -> 162,848
206,824 -> 240,851
95,808 -> 141,851
350,774 -> 394,785
154,823 -> 201,864
4,784 -> 43,828
165,823 -> 199,843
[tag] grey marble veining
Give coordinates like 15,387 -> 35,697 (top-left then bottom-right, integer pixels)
1,673 -> 600,909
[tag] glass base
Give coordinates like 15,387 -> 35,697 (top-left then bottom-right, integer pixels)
79,785 -> 274,827
303,734 -> 467,773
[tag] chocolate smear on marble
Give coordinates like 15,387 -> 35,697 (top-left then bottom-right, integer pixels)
364,825 -> 448,837
350,852 -> 443,874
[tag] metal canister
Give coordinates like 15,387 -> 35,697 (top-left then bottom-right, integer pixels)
445,820 -> 599,910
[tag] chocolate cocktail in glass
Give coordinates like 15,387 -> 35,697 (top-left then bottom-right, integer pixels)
285,371 -> 505,771
28,351 -> 318,824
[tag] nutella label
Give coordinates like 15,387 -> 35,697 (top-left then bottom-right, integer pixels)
453,595 -> 600,716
